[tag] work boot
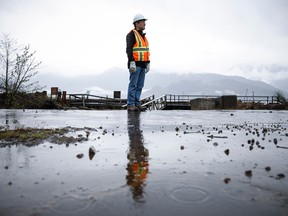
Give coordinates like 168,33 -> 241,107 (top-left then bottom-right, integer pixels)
137,106 -> 147,112
127,106 -> 138,111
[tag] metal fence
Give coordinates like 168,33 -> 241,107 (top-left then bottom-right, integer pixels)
164,94 -> 278,104
237,95 -> 278,104
142,94 -> 279,110
66,93 -> 279,109
67,94 -> 126,107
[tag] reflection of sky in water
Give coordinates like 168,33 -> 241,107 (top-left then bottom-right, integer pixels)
0,110 -> 288,216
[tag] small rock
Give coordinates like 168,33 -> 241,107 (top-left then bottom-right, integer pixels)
4,166 -> 9,170
245,170 -> 252,177
8,181 -> 12,186
265,166 -> 271,172
224,178 -> 231,184
276,173 -> 285,180
76,153 -> 84,159
89,146 -> 96,154
175,127 -> 180,132
213,142 -> 218,146
224,149 -> 229,155
89,146 -> 97,160
180,145 -> 184,150
85,131 -> 90,138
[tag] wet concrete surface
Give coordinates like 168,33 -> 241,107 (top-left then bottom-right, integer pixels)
0,109 -> 288,216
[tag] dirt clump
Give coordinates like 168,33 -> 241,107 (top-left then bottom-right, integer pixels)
0,127 -> 94,147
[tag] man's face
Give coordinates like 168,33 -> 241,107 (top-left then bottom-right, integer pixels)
136,20 -> 146,31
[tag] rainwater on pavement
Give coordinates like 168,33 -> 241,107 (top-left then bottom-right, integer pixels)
0,109 -> 288,216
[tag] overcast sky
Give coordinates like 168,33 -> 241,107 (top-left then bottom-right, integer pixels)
0,0 -> 288,83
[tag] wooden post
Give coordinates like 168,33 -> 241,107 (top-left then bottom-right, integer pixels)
61,91 -> 66,106
51,87 -> 58,100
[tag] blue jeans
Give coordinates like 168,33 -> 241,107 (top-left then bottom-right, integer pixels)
127,66 -> 146,106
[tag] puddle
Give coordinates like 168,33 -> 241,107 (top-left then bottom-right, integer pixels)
0,109 -> 288,215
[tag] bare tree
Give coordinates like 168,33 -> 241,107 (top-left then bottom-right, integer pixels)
0,34 -> 42,107
274,89 -> 288,105
0,34 -> 17,99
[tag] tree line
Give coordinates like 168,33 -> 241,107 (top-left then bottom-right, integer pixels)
0,33 -> 42,108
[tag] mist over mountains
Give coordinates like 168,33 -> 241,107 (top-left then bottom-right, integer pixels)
37,67 -> 287,98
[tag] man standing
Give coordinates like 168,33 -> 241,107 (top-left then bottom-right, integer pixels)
126,14 -> 150,111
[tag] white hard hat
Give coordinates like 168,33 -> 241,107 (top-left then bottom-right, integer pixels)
133,14 -> 147,24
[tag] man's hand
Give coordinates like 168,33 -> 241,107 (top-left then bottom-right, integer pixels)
129,61 -> 136,73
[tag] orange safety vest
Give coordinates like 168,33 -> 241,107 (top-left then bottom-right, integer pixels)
131,161 -> 149,181
132,29 -> 150,62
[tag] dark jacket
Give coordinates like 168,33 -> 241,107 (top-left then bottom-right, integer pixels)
126,29 -> 150,69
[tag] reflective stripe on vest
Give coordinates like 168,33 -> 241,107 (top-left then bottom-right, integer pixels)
132,29 -> 150,62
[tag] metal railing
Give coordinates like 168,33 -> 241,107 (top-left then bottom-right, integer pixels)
66,93 -> 279,110
165,94 -> 278,104
142,95 -> 167,110
143,94 -> 279,110
67,94 -> 126,107
237,95 -> 278,104
165,94 -> 219,102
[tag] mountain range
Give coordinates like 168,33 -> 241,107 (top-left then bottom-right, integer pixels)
36,67 -> 287,99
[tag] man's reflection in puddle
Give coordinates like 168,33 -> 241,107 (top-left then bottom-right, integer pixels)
126,111 -> 149,202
